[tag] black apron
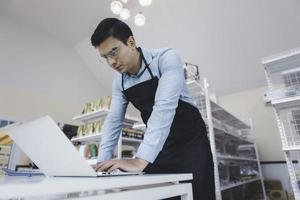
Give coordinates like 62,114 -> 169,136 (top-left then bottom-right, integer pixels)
122,48 -> 215,200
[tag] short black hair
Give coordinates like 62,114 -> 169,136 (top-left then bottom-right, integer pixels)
91,18 -> 133,47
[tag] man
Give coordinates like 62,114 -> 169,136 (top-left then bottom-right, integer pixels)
91,18 -> 215,200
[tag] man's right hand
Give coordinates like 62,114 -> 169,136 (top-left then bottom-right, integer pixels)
93,158 -> 148,172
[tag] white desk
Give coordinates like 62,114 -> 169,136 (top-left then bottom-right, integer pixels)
0,174 -> 193,200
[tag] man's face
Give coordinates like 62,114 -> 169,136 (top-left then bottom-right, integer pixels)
97,36 -> 136,73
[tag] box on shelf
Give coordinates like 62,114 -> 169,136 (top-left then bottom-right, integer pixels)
218,161 -> 229,186
0,120 -> 15,145
81,96 -> 111,114
215,139 -> 225,154
225,142 -> 239,156
122,145 -> 136,158
237,145 -> 257,159
183,62 -> 200,82
0,156 -> 9,165
76,119 -> 105,138
0,144 -> 11,155
122,128 -> 144,140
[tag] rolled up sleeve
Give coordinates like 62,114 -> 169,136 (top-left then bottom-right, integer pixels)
97,76 -> 129,162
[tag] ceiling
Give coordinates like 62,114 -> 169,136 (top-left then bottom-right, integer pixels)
1,0 -> 300,96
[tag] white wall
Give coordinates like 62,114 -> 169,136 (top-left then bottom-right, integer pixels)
218,86 -> 284,161
0,15 -> 106,123
0,85 -> 82,124
261,163 -> 292,193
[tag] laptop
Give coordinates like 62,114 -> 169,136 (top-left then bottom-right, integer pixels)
0,116 -> 143,177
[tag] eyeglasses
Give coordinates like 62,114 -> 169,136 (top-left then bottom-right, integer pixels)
100,46 -> 120,64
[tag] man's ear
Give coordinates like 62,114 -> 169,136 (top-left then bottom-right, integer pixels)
127,36 -> 136,48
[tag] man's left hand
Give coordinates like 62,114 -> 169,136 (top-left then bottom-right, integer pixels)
94,158 -> 149,172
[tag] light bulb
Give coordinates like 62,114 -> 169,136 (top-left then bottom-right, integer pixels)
135,13 -> 146,26
138,0 -> 152,7
110,1 -> 123,15
120,8 -> 130,20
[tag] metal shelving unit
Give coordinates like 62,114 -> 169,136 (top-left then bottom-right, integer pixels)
263,47 -> 300,199
185,64 -> 266,200
72,107 -> 143,162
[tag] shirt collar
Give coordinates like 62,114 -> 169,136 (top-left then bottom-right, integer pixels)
123,47 -> 153,79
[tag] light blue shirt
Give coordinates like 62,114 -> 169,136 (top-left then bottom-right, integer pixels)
97,47 -> 196,163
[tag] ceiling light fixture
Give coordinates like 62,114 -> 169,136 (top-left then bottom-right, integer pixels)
134,13 -> 146,26
110,1 -> 123,15
109,0 -> 153,27
138,0 -> 152,7
120,8 -> 130,20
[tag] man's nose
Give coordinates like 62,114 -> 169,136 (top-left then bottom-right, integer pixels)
107,57 -> 117,66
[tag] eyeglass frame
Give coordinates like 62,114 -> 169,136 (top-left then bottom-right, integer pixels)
100,46 -> 121,64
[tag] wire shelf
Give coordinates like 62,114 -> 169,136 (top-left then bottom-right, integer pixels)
263,47 -> 300,200
211,102 -> 250,130
278,107 -> 300,147
262,47 -> 300,74
263,47 -> 300,102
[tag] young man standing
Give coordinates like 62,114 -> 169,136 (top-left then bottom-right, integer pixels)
91,18 -> 215,200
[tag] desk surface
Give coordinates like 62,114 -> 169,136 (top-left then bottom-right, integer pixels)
0,173 -> 193,198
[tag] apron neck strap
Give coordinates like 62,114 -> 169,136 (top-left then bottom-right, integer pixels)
137,47 -> 154,79
121,47 -> 155,91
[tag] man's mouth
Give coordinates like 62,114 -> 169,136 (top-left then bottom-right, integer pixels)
115,65 -> 123,71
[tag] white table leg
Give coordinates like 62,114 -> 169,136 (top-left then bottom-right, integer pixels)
180,183 -> 193,200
